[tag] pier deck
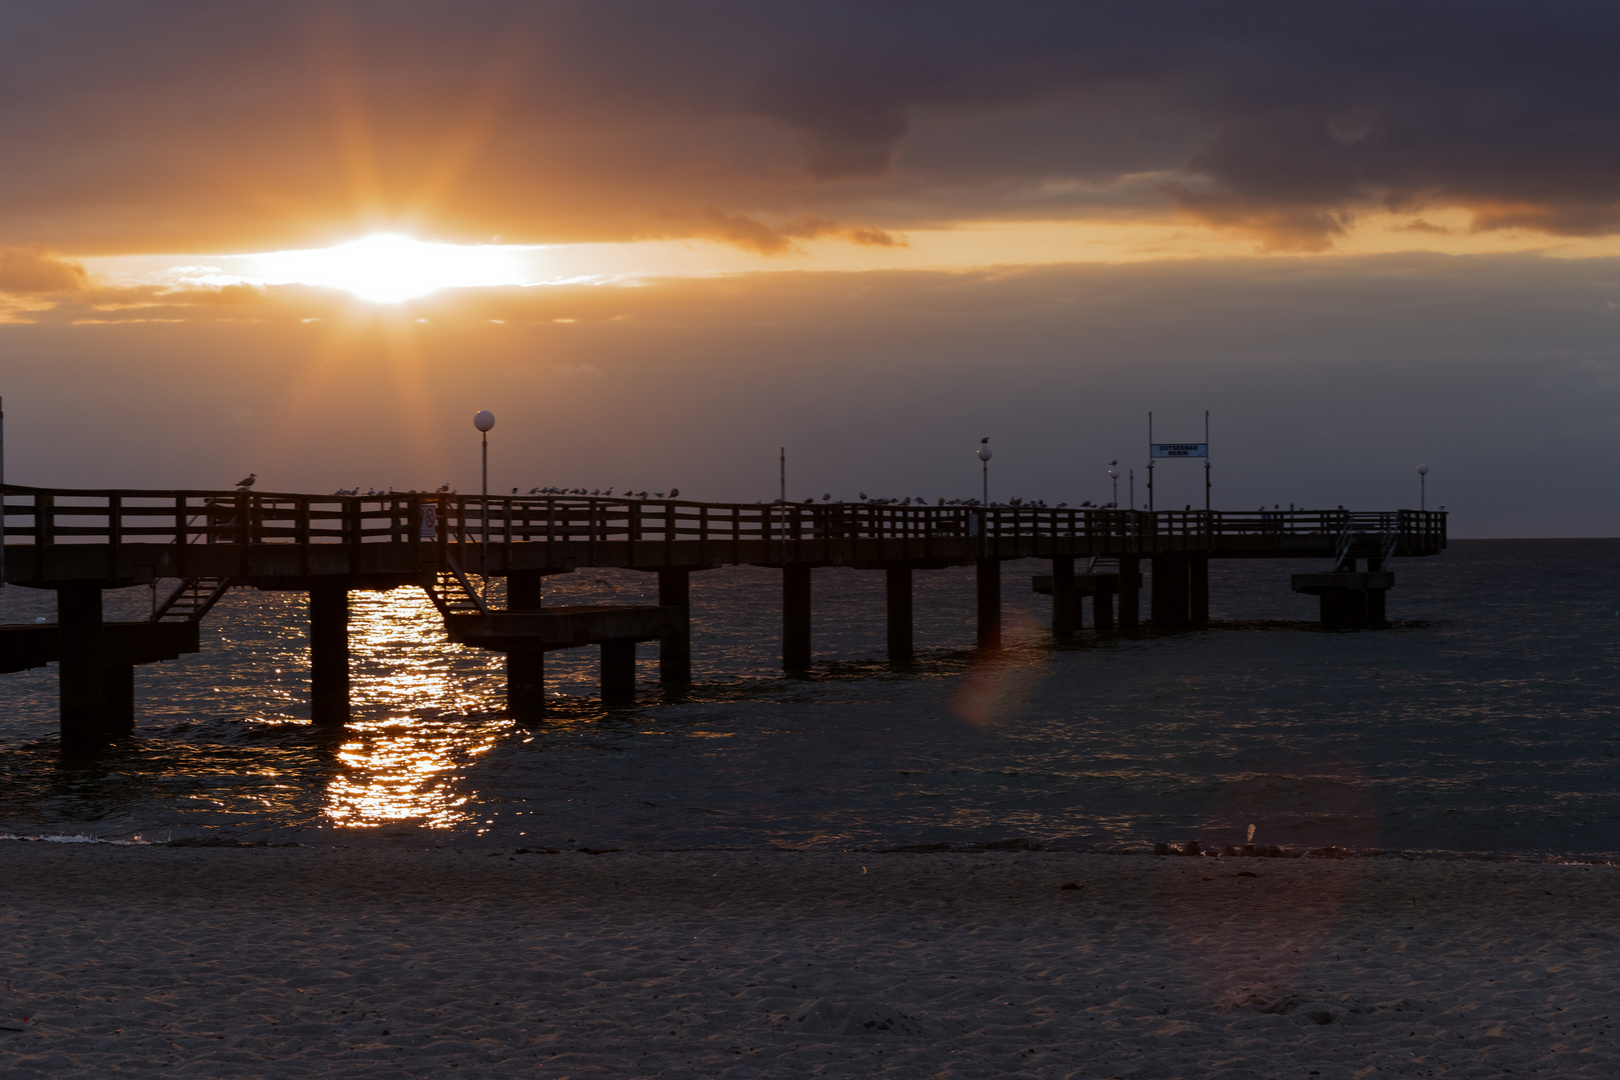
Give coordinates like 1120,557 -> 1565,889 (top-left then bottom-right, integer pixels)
0,487 -> 1445,750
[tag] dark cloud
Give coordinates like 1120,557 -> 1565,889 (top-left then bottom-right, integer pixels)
1,2 -> 1618,251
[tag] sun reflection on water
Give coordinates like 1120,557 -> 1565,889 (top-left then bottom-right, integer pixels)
323,587 -> 510,829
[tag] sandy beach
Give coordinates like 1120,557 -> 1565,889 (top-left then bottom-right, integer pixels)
0,844 -> 1614,1078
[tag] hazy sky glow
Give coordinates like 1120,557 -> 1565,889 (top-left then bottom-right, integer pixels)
4,2 -> 1620,535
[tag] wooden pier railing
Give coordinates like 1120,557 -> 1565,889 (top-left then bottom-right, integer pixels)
0,486 -> 1447,551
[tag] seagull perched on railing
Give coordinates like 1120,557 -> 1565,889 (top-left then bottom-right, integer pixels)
667,488 -> 679,498
234,473 -> 256,490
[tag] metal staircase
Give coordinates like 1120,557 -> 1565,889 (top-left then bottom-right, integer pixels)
1334,526 -> 1398,570
421,559 -> 488,617
150,576 -> 233,623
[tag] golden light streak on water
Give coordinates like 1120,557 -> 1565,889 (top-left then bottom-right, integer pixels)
323,586 -> 510,829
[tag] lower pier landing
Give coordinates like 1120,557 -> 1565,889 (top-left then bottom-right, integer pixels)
0,620 -> 201,750
1031,570 -> 1144,632
1292,571 -> 1395,629
445,605 -> 679,716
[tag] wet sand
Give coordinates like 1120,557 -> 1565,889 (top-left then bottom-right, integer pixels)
0,844 -> 1614,1078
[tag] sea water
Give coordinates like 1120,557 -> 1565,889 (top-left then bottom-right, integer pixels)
0,539 -> 1616,859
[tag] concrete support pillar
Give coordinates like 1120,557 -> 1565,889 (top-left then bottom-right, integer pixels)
1171,556 -> 1191,628
1149,556 -> 1169,626
975,558 -> 1001,650
1319,591 -> 1342,630
658,568 -> 692,685
1366,588 -> 1387,627
1190,556 -> 1210,625
101,663 -> 135,734
1118,556 -> 1140,631
885,567 -> 913,665
507,648 -> 546,720
1152,555 -> 1192,629
57,584 -> 106,752
1319,589 -> 1372,630
782,564 -> 812,671
507,569 -> 542,611
600,639 -> 637,706
1093,583 -> 1115,631
504,568 -> 546,721
308,583 -> 350,727
1050,556 -> 1076,639
1363,555 -> 1387,627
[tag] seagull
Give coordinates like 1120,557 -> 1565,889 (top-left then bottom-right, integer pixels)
234,473 -> 256,489
437,483 -> 451,493
668,488 -> 679,498
654,492 -> 665,499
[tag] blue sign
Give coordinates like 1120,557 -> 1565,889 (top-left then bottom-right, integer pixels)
1151,443 -> 1208,459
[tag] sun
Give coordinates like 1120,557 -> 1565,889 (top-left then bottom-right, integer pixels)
245,233 -> 533,302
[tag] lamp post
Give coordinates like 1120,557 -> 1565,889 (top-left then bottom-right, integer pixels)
1416,463 -> 1428,512
977,437 -> 992,505
474,410 -> 495,586
1107,463 -> 1119,508
1146,411 -> 1154,512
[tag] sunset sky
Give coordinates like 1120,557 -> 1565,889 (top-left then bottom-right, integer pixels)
4,2 -> 1620,535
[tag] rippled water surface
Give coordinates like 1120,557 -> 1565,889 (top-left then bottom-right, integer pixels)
1,539 -> 1617,858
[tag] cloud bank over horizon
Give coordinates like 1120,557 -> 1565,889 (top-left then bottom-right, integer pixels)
3,1 -> 1620,254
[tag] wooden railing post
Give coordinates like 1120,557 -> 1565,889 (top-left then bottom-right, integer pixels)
408,496 -> 421,566
107,494 -> 121,578
439,495 -> 450,566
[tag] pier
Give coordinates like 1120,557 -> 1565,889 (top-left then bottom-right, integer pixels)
0,487 -> 1446,750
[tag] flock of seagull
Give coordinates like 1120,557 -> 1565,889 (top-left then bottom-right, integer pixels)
236,474 -> 1114,509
